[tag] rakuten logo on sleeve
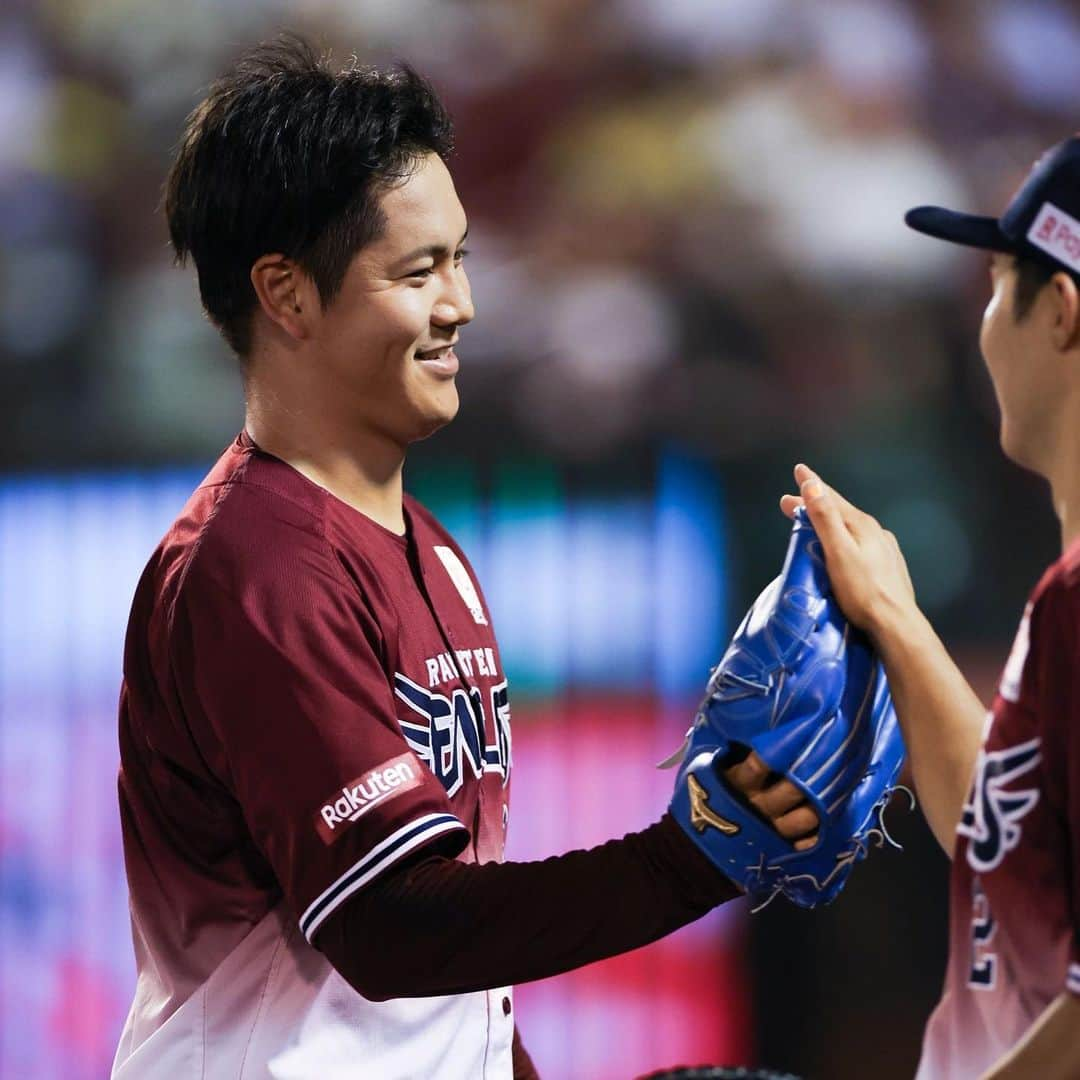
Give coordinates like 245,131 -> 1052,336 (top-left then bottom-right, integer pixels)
1027,201 -> 1080,267
314,752 -> 423,844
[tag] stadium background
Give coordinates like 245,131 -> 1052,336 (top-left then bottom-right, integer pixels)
0,1 -> 1075,1076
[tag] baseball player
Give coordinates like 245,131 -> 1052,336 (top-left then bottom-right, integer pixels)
782,137 -> 1080,1078
111,37 -> 820,1080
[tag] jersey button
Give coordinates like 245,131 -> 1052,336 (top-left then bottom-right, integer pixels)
501,996 -> 511,1016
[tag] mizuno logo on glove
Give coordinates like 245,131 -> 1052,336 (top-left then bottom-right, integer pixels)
688,774 -> 740,836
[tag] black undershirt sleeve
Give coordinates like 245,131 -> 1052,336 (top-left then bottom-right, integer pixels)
512,1026 -> 538,1080
314,812 -> 740,1001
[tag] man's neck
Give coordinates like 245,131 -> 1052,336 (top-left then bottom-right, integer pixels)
1047,434 -> 1080,555
244,408 -> 408,536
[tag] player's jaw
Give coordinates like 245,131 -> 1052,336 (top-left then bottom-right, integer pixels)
399,335 -> 462,438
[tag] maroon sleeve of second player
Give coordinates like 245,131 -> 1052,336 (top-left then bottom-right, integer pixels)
315,812 -> 739,1000
1030,567 -> 1080,991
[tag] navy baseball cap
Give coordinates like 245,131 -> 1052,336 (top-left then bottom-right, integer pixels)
906,136 -> 1080,279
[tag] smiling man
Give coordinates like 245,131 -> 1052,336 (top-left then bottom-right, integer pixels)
110,36 -> 821,1080
782,137 -> 1080,1079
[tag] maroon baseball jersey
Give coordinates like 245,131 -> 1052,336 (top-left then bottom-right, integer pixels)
112,431 -> 515,1079
918,541 -> 1080,1079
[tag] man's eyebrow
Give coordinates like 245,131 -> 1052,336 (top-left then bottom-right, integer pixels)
396,227 -> 469,267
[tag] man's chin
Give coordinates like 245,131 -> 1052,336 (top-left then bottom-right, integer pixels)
999,426 -> 1024,467
999,422 -> 1047,478
411,401 -> 459,442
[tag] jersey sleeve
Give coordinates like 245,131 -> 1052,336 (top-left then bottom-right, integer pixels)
168,518 -> 468,944
1028,581 -> 1080,995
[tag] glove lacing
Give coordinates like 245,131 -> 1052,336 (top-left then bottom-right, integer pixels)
747,784 -> 916,912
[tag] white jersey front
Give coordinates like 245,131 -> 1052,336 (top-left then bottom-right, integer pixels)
114,905 -> 513,1079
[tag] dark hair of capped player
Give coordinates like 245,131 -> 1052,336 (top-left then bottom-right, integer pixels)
164,35 -> 454,357
1013,255 -> 1058,320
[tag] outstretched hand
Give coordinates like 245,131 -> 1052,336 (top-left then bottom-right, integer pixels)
779,464 -> 918,642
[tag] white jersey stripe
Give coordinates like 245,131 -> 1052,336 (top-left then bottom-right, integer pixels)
300,813 -> 465,942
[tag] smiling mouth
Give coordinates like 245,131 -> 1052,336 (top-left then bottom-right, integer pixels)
414,344 -> 459,376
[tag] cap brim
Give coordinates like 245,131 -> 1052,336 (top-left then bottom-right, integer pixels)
904,206 -> 1013,252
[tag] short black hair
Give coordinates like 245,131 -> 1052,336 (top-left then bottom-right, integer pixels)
1012,254 -> 1056,321
1012,251 -> 1080,322
165,35 -> 454,356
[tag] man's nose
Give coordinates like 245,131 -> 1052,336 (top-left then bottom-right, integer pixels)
433,270 -> 475,327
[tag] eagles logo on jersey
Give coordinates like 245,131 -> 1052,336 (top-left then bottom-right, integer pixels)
958,737 -> 1042,874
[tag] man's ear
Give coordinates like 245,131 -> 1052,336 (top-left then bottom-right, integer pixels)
250,255 -> 319,343
1049,271 -> 1080,351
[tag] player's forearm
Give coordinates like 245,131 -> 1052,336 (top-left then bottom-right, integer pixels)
316,813 -> 738,1000
871,606 -> 985,855
979,991 -> 1080,1080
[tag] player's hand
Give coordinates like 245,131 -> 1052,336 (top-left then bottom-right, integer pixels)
779,463 -> 918,643
724,752 -> 819,851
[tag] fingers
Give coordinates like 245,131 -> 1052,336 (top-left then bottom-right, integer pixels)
748,777 -> 805,819
793,463 -> 872,531
773,805 -> 819,842
724,750 -> 771,795
779,493 -> 803,520
787,464 -> 864,528
798,470 -> 860,560
724,753 -> 820,849
751,781 -> 820,843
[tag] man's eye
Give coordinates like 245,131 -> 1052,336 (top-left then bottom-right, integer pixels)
409,267 -> 435,279
454,247 -> 470,264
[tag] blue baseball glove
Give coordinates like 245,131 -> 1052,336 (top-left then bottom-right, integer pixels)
668,508 -> 907,909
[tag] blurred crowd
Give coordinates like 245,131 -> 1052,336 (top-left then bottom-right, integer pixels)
3,0 -> 1077,632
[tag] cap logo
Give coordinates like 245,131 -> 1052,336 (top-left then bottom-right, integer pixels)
1027,201 -> 1080,266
